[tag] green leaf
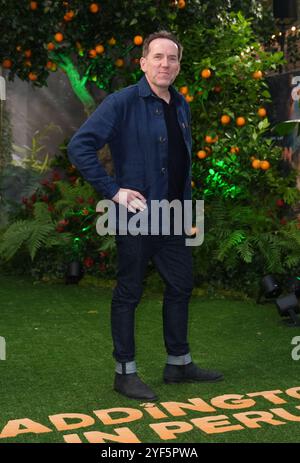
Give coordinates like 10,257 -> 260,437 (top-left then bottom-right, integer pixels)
258,119 -> 270,130
262,90 -> 271,98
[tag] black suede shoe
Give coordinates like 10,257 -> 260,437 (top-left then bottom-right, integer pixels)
114,373 -> 158,401
163,362 -> 224,384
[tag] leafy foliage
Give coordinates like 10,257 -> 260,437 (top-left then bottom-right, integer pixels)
12,123 -> 61,172
0,202 -> 71,261
0,155 -> 117,280
1,5 -> 299,293
192,197 -> 300,295
0,1 -> 279,111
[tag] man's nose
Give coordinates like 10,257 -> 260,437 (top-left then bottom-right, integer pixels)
161,57 -> 169,67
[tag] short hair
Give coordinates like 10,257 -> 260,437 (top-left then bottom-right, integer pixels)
142,30 -> 183,61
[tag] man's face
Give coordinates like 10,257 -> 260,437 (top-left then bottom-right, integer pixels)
140,38 -> 180,90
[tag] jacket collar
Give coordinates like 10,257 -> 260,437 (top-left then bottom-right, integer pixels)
138,74 -> 181,102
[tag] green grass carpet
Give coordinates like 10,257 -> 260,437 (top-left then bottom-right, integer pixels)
0,274 -> 300,443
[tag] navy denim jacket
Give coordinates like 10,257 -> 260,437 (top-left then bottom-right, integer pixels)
68,75 -> 192,205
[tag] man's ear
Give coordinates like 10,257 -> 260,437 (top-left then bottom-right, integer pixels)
140,56 -> 146,72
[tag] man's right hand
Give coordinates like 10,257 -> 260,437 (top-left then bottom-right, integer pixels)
112,188 -> 147,213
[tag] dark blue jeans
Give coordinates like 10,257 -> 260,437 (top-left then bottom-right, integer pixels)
111,233 -> 194,363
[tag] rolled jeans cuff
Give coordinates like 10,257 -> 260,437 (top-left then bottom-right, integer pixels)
115,360 -> 137,374
167,353 -> 192,365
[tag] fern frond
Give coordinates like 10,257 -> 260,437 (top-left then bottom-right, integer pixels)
284,254 -> 300,269
28,222 -> 55,260
229,205 -> 253,225
217,230 -> 246,261
0,220 -> 33,260
235,239 -> 254,263
255,234 -> 283,273
33,202 -> 52,223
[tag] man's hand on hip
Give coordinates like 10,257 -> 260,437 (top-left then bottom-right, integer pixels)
112,188 -> 147,213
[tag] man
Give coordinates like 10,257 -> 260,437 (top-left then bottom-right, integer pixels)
68,30 -> 223,401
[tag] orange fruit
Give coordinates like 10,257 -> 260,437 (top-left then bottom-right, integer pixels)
51,63 -> 57,72
260,160 -> 270,170
230,146 -> 240,154
205,135 -> 214,144
16,45 -> 22,52
221,115 -> 231,125
115,58 -> 124,67
24,50 -> 32,58
28,72 -> 38,81
108,37 -> 116,46
205,135 -> 218,144
191,180 -> 195,188
64,11 -> 74,21
89,49 -> 97,58
252,159 -> 261,169
236,116 -> 246,127
252,70 -> 263,80
133,35 -> 143,46
89,3 -> 100,13
95,44 -> 104,54
178,0 -> 186,8
179,86 -> 189,95
185,94 -> 194,103
30,1 -> 38,10
201,68 -> 211,79
46,60 -> 54,69
2,59 -> 12,69
47,42 -> 55,51
213,85 -> 222,93
54,32 -> 64,43
197,150 -> 207,159
257,107 -> 267,117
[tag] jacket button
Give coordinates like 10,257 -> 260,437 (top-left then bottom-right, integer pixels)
161,167 -> 166,174
155,108 -> 162,115
182,122 -> 186,129
159,136 -> 166,143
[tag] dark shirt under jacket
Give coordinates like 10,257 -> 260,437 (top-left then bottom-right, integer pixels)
153,91 -> 189,233
159,94 -> 189,202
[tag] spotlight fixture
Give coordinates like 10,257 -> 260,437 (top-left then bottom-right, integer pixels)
276,293 -> 300,327
65,261 -> 84,284
257,274 -> 282,304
